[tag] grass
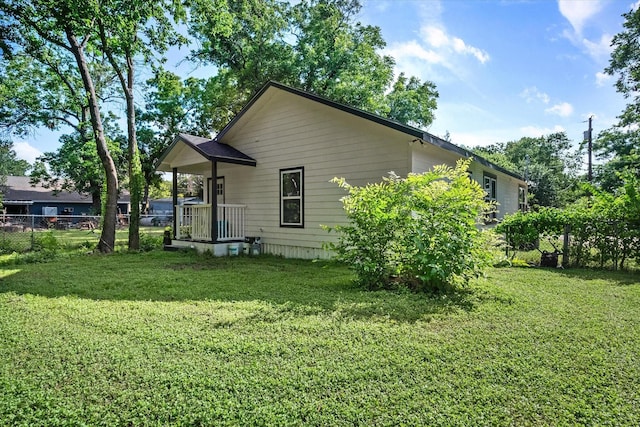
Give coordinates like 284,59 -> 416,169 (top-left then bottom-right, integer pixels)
1,252 -> 639,426
0,226 -> 165,254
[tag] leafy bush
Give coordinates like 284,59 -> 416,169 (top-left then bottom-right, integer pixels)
326,160 -> 493,291
498,175 -> 640,270
139,233 -> 162,252
32,231 -> 59,253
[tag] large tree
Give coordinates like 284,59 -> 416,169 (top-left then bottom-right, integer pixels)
1,0 -> 120,252
596,5 -> 640,188
29,117 -> 127,213
94,0 -> 188,250
188,0 -> 438,128
0,139 -> 30,178
1,0 -> 192,251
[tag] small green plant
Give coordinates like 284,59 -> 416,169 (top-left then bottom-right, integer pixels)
326,159 -> 493,291
32,231 -> 59,253
139,233 -> 162,252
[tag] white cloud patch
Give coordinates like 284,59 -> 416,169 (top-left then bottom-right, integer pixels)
388,39 -> 444,65
595,71 -> 612,87
419,25 -> 490,64
520,86 -> 550,104
13,141 -> 43,165
558,0 -> 613,60
545,102 -> 574,117
383,2 -> 489,92
582,33 -> 614,59
446,132 -> 498,148
520,125 -> 566,137
558,0 -> 604,35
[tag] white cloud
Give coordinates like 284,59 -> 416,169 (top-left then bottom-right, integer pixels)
558,0 -> 604,35
558,0 -> 613,61
387,40 -> 444,65
582,33 -> 614,59
447,132 -> 498,148
595,71 -> 612,87
13,141 -> 43,165
423,26 -> 448,48
419,25 -> 490,64
520,86 -> 550,104
545,102 -> 574,117
520,125 -> 566,137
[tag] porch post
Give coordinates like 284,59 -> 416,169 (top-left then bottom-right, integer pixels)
211,160 -> 218,242
172,167 -> 178,239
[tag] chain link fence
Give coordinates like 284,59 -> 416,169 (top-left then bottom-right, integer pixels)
0,214 -> 168,254
504,220 -> 640,271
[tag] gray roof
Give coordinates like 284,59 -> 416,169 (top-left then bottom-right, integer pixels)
156,133 -> 257,169
215,81 -> 524,180
157,82 -> 523,180
1,176 -> 129,204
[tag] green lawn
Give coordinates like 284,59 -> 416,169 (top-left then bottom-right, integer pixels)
1,252 -> 639,426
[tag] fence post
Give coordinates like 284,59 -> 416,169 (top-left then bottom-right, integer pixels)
30,214 -> 35,251
505,225 -> 510,258
562,224 -> 570,268
613,220 -> 618,271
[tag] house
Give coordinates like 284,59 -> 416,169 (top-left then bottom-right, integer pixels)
156,81 -> 527,259
0,176 -> 130,218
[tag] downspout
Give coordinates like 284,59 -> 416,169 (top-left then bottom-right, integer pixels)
211,160 -> 218,243
172,167 -> 178,239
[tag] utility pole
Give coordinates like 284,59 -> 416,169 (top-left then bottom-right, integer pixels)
583,116 -> 593,182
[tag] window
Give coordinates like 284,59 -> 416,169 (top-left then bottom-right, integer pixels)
518,186 -> 527,212
280,167 -> 304,227
483,173 -> 497,221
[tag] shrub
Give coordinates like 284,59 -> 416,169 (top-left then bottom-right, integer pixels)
32,231 -> 59,253
139,233 -> 162,252
498,175 -> 640,270
326,160 -> 493,291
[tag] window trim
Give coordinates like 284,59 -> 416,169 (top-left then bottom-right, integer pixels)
518,185 -> 527,212
279,167 -> 304,228
483,173 -> 497,201
483,172 -> 498,222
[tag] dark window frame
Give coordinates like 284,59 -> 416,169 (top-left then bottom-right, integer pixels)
518,186 -> 527,212
280,167 -> 304,228
483,172 -> 498,222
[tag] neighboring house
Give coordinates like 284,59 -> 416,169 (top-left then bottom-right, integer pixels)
156,81 -> 527,259
0,176 -> 130,217
148,197 -> 200,215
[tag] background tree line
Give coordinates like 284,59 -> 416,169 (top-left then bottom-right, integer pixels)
1,0 -> 640,253
0,0 -> 439,252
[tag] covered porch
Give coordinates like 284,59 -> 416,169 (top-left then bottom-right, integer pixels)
155,133 -> 257,250
176,203 -> 246,242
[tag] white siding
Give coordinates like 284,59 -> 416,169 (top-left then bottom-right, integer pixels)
212,90 -> 412,255
181,86 -> 528,258
412,145 -> 524,220
411,142 -> 462,172
467,161 -> 522,220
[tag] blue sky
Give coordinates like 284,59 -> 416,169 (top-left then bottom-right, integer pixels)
13,0 -> 636,164
361,0 -> 634,149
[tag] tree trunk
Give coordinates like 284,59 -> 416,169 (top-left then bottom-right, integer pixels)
66,30 -> 118,253
91,191 -> 101,215
125,55 -> 142,250
142,182 -> 150,214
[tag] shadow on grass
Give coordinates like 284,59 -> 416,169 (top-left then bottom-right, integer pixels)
0,251 -> 505,323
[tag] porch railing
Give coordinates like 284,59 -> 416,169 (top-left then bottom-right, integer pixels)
176,204 -> 246,242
